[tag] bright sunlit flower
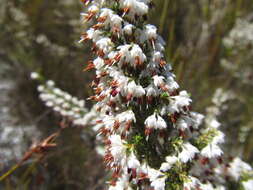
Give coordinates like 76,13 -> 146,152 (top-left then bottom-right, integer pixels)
78,0 -> 253,189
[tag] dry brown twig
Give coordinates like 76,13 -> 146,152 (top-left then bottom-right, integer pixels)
0,131 -> 60,181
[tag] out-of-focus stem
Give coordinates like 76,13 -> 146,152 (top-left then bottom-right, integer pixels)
159,0 -> 170,34
0,164 -> 20,182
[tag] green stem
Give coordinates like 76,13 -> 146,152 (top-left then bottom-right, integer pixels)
159,0 -> 170,34
0,164 -> 20,181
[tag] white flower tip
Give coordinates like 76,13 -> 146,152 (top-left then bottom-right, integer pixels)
30,72 -> 39,79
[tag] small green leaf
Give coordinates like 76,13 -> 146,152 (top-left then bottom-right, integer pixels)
161,92 -> 170,98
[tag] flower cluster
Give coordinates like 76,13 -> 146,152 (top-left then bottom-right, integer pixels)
222,18 -> 253,85
79,1 -> 253,189
188,88 -> 253,189
221,17 -> 253,146
205,88 -> 234,130
31,72 -> 93,127
223,19 -> 253,52
28,1 -> 253,189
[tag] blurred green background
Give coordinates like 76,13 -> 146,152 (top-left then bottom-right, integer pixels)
0,0 -> 252,189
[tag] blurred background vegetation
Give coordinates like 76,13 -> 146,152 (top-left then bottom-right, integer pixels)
0,0 -> 252,189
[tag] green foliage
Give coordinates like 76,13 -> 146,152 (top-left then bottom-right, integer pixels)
160,92 -> 170,99
194,129 -> 218,150
165,162 -> 187,190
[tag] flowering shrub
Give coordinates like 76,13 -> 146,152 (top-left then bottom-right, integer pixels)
31,73 -> 89,126
31,72 -> 106,155
221,17 -> 253,157
222,18 -> 253,85
77,0 -> 252,190
25,1 -> 253,190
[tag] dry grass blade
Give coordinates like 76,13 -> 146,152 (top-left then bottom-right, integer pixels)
0,132 -> 60,181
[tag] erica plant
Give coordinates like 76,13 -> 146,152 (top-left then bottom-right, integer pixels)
77,0 -> 252,189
